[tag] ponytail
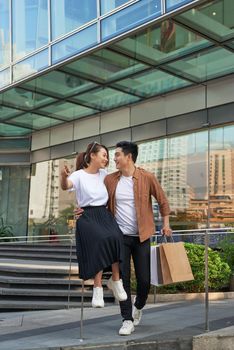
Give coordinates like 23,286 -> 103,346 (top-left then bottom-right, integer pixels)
76,152 -> 87,170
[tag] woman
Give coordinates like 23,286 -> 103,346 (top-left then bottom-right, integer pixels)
60,142 -> 127,308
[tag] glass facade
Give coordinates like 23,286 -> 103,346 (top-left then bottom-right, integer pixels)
0,0 -> 233,241
28,159 -> 76,240
51,0 -> 97,40
0,0 -> 199,90
0,165 -> 30,238
26,124 -> 234,241
0,1 -> 233,138
101,0 -> 162,41
0,0 -> 10,69
12,0 -> 48,61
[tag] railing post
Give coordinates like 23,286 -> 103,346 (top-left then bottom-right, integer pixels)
67,233 -> 73,310
204,229 -> 209,331
80,279 -> 84,342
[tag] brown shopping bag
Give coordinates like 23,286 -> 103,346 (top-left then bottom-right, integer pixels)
159,241 -> 194,285
150,245 -> 163,286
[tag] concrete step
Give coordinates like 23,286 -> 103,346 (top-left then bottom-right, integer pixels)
0,243 -> 75,249
0,250 -> 114,311
0,259 -> 79,277
0,276 -> 91,286
0,299 -> 93,310
193,325 -> 234,350
0,276 -> 112,287
0,251 -> 77,262
0,245 -> 76,252
0,287 -> 114,299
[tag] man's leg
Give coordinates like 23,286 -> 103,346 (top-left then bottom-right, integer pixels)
132,238 -> 150,310
119,236 -> 133,321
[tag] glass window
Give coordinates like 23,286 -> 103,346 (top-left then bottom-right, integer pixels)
28,158 -> 76,242
101,0 -> 162,41
12,0 -> 48,61
101,0 -> 133,14
0,105 -> 22,121
21,70 -> 97,98
176,0 -> 234,43
1,88 -> 56,110
0,137 -> 30,150
61,48 -> 148,84
37,101 -> 98,121
52,24 -> 97,64
51,0 -> 97,40
137,131 -> 209,231
0,123 -> 31,136
13,49 -> 49,82
166,0 -> 193,12
7,113 -> 64,130
0,166 -> 30,239
209,125 -> 234,226
111,68 -> 191,97
163,47 -> 234,83
110,20 -> 211,66
0,68 -> 10,88
0,0 -> 10,68
72,87 -> 140,110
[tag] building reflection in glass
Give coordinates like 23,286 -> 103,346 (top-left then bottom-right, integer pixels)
28,124 -> 234,240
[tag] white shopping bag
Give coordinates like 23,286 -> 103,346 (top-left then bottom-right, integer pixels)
150,245 -> 163,286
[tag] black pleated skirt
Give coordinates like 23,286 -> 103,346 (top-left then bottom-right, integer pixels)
75,206 -> 124,280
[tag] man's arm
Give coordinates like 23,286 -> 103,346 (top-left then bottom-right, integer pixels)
149,173 -> 172,236
161,215 -> 172,236
60,165 -> 73,190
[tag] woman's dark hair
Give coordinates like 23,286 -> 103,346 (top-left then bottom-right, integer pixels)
116,141 -> 138,163
76,142 -> 109,170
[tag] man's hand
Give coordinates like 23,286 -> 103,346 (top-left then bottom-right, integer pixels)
74,207 -> 84,220
161,226 -> 172,237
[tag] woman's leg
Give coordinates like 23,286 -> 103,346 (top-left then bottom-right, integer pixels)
92,270 -> 104,307
94,270 -> 103,287
112,262 -> 120,281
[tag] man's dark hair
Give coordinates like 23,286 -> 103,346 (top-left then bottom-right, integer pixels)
116,141 -> 138,163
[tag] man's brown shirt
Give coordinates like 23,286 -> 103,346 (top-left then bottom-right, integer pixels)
104,167 -> 170,242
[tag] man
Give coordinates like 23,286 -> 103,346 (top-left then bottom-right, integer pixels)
76,141 -> 172,335
104,141 -> 172,335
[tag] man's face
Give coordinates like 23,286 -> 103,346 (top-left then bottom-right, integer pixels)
114,147 -> 129,170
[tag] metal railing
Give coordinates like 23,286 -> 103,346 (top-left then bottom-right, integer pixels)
0,227 -> 233,340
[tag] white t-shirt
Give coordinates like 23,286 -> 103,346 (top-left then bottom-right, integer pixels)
115,175 -> 138,235
68,169 -> 108,207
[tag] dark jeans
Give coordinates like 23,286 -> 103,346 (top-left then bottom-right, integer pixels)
120,235 -> 150,321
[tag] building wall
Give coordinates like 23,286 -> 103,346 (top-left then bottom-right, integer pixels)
30,74 -> 234,159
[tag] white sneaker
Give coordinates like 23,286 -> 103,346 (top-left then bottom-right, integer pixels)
107,277 -> 127,301
92,287 -> 104,308
119,320 -> 135,336
132,296 -> 142,326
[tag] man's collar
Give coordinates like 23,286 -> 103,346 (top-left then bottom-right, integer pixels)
117,166 -> 139,179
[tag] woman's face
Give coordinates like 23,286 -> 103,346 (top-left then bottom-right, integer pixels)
91,147 -> 108,168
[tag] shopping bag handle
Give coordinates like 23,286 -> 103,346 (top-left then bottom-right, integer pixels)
159,231 -> 174,243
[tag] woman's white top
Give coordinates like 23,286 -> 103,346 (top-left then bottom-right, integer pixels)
68,169 -> 108,207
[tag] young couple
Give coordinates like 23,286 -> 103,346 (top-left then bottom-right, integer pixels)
60,141 -> 172,336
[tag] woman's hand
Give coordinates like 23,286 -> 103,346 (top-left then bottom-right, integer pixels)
61,165 -> 70,178
74,207 -> 84,219
60,166 -> 73,190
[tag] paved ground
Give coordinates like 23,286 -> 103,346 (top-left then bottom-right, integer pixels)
0,299 -> 234,350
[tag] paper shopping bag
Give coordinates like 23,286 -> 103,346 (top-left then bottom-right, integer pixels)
150,245 -> 163,286
159,242 -> 194,285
